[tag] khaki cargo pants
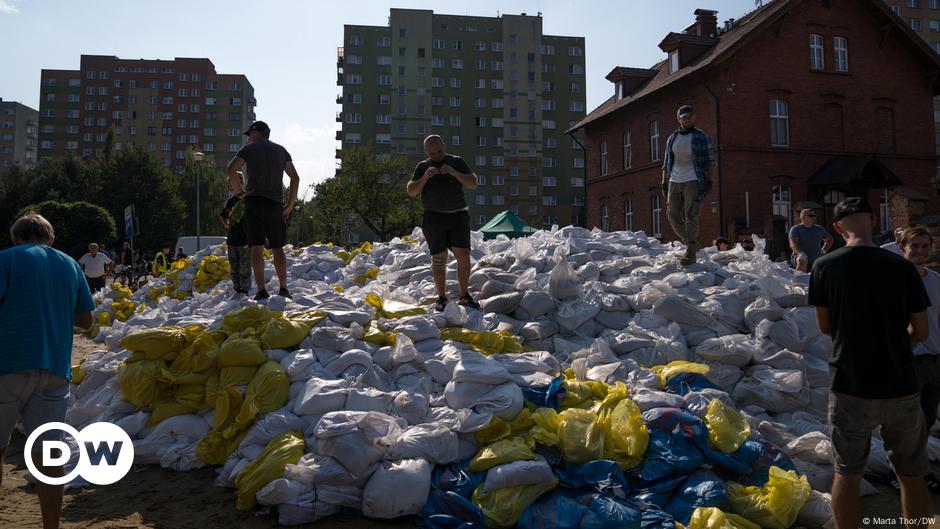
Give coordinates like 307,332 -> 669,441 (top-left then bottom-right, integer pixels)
667,180 -> 703,253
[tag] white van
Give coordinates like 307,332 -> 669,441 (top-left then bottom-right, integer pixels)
174,236 -> 227,258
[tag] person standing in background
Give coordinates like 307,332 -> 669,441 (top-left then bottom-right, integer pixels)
78,242 -> 113,293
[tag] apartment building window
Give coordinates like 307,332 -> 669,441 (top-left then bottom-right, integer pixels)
599,140 -> 608,176
573,158 -> 585,168
68,78 -> 80,86
492,195 -> 505,206
543,120 -> 557,130
491,41 -> 502,52
909,0 -> 921,7
568,65 -> 584,75
432,116 -> 443,126
543,157 -> 556,168
542,63 -> 555,74
377,36 -> 391,47
931,19 -> 940,31
376,75 -> 391,85
477,175 -> 486,186
623,131 -> 632,169
772,185 -> 792,226
911,18 -> 923,31
475,135 -> 486,146
345,113 -> 362,123
492,155 -> 504,166
228,128 -> 240,136
178,104 -> 188,113
651,195 -> 662,237
770,99 -> 790,147
624,200 -> 634,231
345,132 -> 361,144
810,34 -> 825,70
433,39 -> 445,49
397,103 -> 407,115
543,195 -> 557,206
491,61 -> 503,71
475,155 -> 486,166
493,175 -> 505,185
599,204 -> 610,231
450,97 -> 461,107
649,121 -> 660,162
376,133 -> 391,144
570,83 -> 581,94
375,114 -> 390,124
569,101 -> 584,112
475,195 -> 486,205
398,47 -> 407,58
833,37 -> 849,72
452,136 -> 462,145
931,0 -> 939,8
66,109 -> 79,118
543,176 -> 557,187
452,59 -> 464,69
450,116 -> 462,126
510,167 -> 519,177
452,78 -> 463,88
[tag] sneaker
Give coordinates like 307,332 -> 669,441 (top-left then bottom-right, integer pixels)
434,296 -> 448,312
457,293 -> 480,310
253,289 -> 270,301
278,287 -> 293,300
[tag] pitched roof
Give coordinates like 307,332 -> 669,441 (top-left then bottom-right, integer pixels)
568,0 -> 940,134
807,155 -> 903,187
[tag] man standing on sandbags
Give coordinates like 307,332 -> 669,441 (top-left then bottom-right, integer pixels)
660,105 -> 716,266
788,208 -> 833,272
0,213 -> 95,529
407,135 -> 480,311
226,121 -> 300,301
808,197 -> 931,529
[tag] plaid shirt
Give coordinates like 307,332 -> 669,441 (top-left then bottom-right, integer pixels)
661,128 -> 716,200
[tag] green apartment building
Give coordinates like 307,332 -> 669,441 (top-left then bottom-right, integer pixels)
0,98 -> 39,175
338,9 -> 587,232
38,55 -> 255,174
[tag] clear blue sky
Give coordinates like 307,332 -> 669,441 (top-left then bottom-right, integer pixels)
0,0 -> 753,195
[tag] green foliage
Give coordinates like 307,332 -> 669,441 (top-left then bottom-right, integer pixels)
17,200 -> 116,259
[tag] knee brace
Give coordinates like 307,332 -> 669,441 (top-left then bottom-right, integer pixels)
431,252 -> 448,275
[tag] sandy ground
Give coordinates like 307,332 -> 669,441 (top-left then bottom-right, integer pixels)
0,334 -> 938,528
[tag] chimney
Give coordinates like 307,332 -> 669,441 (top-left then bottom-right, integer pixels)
692,9 -> 719,37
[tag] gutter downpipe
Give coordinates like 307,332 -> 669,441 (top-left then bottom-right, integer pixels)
702,72 -> 725,237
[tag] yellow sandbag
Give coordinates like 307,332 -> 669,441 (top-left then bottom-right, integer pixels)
705,398 -> 751,453
470,330 -> 524,356
196,422 -> 249,466
558,408 -> 605,464
71,364 -> 87,385
363,324 -> 397,346
148,399 -> 198,426
689,507 -> 761,529
440,327 -> 476,343
468,436 -> 536,472
651,361 -> 711,388
476,409 -> 534,444
218,335 -> 266,367
365,293 -> 427,319
97,312 -> 112,325
560,373 -> 609,409
231,360 -> 290,431
727,466 -> 811,529
118,327 -> 187,359
234,431 -> 305,511
174,383 -> 207,410
221,305 -> 279,335
529,408 -> 561,446
118,359 -> 167,407
353,267 -> 379,286
596,383 -> 648,469
260,310 -> 326,349
191,330 -> 226,372
220,366 -> 259,387
214,385 -> 244,430
472,478 -> 559,529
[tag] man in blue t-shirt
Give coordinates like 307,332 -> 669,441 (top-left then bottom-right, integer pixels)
0,213 -> 95,529
789,208 -> 833,272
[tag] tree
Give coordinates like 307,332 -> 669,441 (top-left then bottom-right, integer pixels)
180,148 -> 230,238
17,201 -> 116,259
328,144 -> 422,242
307,178 -> 358,244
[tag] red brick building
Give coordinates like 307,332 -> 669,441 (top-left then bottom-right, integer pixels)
569,0 -> 940,258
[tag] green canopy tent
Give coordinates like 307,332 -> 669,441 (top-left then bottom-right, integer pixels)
478,210 -> 538,240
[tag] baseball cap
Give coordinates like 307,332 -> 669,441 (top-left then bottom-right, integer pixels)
243,121 -> 270,136
677,105 -> 695,117
832,197 -> 873,223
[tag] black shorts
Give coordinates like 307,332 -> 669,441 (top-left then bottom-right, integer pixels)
85,276 -> 105,292
422,210 -> 471,255
244,197 -> 286,247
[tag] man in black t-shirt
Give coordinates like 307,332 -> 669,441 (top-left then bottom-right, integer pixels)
407,135 -> 480,311
226,121 -> 300,301
808,197 -> 931,529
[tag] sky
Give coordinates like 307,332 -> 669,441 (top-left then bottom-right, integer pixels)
0,0 -> 754,197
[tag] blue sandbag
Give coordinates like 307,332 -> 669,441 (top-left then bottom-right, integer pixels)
523,376 -> 565,409
630,429 -> 704,485
629,472 -> 686,509
701,438 -> 795,486
518,490 -> 644,529
642,407 -> 709,444
420,464 -> 486,529
556,460 -> 629,495
641,505 -> 681,529
662,373 -> 719,396
663,469 -> 729,524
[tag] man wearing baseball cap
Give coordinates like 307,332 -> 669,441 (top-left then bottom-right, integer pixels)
808,197 -> 931,528
226,121 -> 300,301
661,105 -> 716,265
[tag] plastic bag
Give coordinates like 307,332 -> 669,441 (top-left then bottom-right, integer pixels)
119,327 -> 186,359
652,361 -> 711,387
482,456 -> 555,493
468,436 -> 536,472
472,478 -> 559,529
518,491 -> 643,529
218,335 -> 266,367
694,336 -> 759,367
365,293 -> 427,319
234,431 -> 305,511
558,408 -> 605,464
665,469 -> 730,525
689,507 -> 760,529
705,399 -> 751,453
548,247 -> 580,300
727,466 -> 811,529
261,311 -> 326,349
362,458 -> 433,518
222,305 -> 279,335
596,384 -> 648,469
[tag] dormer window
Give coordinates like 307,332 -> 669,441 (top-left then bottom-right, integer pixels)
615,81 -> 624,100
669,50 -> 680,73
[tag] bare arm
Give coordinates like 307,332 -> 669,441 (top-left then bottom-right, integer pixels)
283,161 -> 301,217
911,310 -> 929,343
789,236 -> 802,255
822,233 -> 834,253
227,156 -> 247,195
815,307 -> 831,336
407,167 -> 437,197
441,164 -> 477,190
75,311 -> 93,330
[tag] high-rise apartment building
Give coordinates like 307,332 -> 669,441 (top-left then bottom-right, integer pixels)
337,9 -> 586,229
38,55 -> 255,173
0,98 -> 39,175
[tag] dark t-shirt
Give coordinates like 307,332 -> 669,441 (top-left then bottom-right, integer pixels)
120,248 -> 133,266
411,154 -> 471,212
236,139 -> 292,204
789,224 -> 829,263
808,246 -> 930,399
220,196 -> 248,247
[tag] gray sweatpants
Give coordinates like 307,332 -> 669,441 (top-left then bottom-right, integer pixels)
227,245 -> 252,293
667,180 -> 703,249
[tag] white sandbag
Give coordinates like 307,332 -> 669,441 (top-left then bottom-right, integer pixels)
114,411 -> 150,439
632,387 -> 685,412
556,296 -> 601,332
444,381 -> 524,421
238,408 -> 307,452
785,432 -> 833,464
682,389 -> 735,418
324,349 -> 373,377
394,390 -> 429,425
518,290 -> 557,318
748,365 -> 804,393
314,411 -> 402,479
744,296 -> 784,328
795,490 -> 835,529
594,310 -> 635,330
482,292 -> 524,315
768,318 -> 807,353
491,352 -> 561,375
482,456 -> 555,493
694,335 -> 759,367
600,292 -> 633,312
751,348 -> 804,371
520,320 -> 559,341
143,413 -> 211,441
361,458 -> 432,519
732,376 -> 810,413
278,491 -> 342,526
702,363 -> 744,394
345,388 -> 396,413
388,423 -> 460,464
285,454 -> 360,487
256,478 -> 310,506
394,317 -> 441,342
652,294 -> 713,327
451,352 -> 513,384
548,248 -> 580,300
390,334 -> 418,366
293,377 -> 349,417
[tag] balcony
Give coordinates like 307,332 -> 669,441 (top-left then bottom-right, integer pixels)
335,130 -> 343,141
336,94 -> 343,104
335,148 -> 342,159
336,73 -> 343,86
337,47 -> 345,67
335,112 -> 343,122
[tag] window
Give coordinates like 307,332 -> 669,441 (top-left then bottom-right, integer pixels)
491,61 -> 503,71
570,82 -> 580,93
345,113 -> 362,123
377,75 -> 391,85
601,204 -> 610,231
375,114 -> 390,124
770,99 -> 789,147
375,133 -> 391,144
911,18 -> 923,31
573,158 -> 585,168
649,121 -> 660,161
810,34 -> 825,70
669,50 -> 680,74
397,103 -> 407,115
599,140 -> 608,176
450,96 -> 461,107
492,175 -> 505,185
475,155 -> 486,166
833,37 -> 849,72
475,135 -> 486,146
931,19 -> 940,31
569,101 -> 584,112
452,59 -> 464,69
568,64 -> 584,75
880,189 -> 891,233
452,40 -> 462,50
910,0 -> 921,7
651,195 -> 662,237
543,120 -> 557,130
621,131 -> 633,170
491,41 -> 502,52
345,132 -> 361,144
398,47 -> 406,57
624,200 -> 634,231
450,116 -> 462,126
492,195 -> 505,206
568,46 -> 583,56
452,78 -> 463,88
377,36 -> 391,47
932,0 -> 940,8
476,194 -> 486,205
772,185 -> 792,227
477,175 -> 486,186
543,176 -> 557,187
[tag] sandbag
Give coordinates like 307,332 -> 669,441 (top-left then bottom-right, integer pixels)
234,431 -> 305,511
727,466 -> 811,529
388,423 -> 460,464
362,458 -> 432,518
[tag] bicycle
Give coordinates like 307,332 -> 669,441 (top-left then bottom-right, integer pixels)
113,260 -> 154,292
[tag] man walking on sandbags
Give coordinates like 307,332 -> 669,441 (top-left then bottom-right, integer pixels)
789,208 -> 833,272
227,120 -> 301,301
407,135 -> 480,312
808,197 -> 931,529
660,105 -> 716,266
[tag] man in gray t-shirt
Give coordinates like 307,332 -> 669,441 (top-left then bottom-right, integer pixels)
789,208 -> 833,272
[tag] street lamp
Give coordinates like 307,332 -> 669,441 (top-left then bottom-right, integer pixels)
192,151 -> 206,252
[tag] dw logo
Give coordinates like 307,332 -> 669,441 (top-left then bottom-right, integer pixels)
25,422 -> 134,486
